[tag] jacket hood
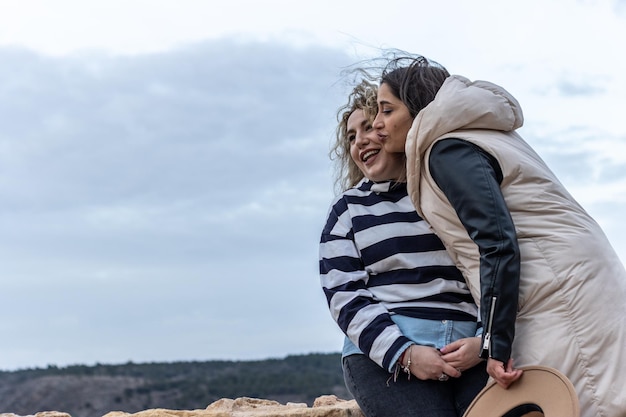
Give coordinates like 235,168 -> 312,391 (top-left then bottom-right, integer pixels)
406,74 -> 524,156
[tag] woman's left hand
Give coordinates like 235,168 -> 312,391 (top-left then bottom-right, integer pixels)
439,337 -> 482,372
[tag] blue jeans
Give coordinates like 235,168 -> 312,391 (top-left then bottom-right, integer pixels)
343,354 -> 488,417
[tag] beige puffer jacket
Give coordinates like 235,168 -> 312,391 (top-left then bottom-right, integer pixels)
406,75 -> 626,417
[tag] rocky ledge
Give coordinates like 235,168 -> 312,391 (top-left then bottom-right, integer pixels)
0,395 -> 364,417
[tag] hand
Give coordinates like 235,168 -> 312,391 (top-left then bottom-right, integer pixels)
486,357 -> 523,388
440,337 -> 483,372
403,345 -> 461,381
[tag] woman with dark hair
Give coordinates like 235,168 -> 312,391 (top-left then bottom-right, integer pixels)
371,53 -> 626,417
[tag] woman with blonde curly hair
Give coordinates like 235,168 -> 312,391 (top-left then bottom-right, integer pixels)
318,79 -> 488,417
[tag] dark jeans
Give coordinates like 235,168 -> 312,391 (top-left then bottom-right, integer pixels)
343,354 -> 488,417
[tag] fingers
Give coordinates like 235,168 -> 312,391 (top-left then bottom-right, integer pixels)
441,362 -> 462,379
440,337 -> 482,371
486,358 -> 523,389
440,339 -> 463,354
505,358 -> 518,373
407,346 -> 463,381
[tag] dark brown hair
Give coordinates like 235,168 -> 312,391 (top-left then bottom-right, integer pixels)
380,54 -> 450,117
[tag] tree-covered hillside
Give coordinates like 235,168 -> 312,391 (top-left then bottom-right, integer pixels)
0,353 -> 351,417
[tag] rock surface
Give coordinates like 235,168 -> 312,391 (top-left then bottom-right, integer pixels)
0,413 -> 71,417
1,396 -> 364,417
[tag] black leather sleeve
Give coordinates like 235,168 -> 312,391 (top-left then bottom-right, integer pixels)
428,138 -> 520,363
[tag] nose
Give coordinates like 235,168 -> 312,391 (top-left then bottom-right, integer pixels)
373,113 -> 383,129
354,131 -> 370,147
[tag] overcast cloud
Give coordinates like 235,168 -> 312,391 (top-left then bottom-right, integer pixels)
0,41 -> 353,369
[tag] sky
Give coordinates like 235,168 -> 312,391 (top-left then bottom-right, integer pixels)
1,0 -> 625,371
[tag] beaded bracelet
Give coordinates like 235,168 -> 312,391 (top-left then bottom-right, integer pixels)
389,344 -> 414,385
402,344 -> 412,379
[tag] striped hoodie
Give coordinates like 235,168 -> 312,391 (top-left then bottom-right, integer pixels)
319,179 -> 477,371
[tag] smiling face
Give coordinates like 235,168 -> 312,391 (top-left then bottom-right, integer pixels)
347,108 -> 405,182
373,82 -> 414,153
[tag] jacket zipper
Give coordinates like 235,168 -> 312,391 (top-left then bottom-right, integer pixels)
482,296 -> 497,356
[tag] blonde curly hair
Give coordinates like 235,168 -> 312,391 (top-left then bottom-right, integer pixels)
330,79 -> 379,192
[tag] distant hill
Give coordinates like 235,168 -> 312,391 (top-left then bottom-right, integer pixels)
0,353 -> 351,417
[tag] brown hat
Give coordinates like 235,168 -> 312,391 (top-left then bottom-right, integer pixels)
463,366 -> 579,417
